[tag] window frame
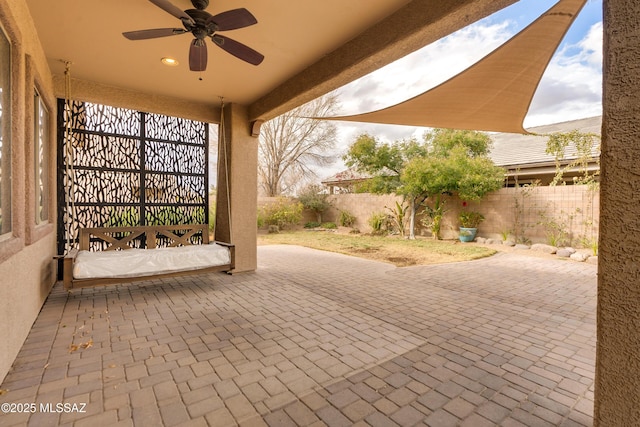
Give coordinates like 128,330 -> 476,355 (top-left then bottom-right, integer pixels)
0,14 -> 22,263
25,55 -> 55,246
0,20 -> 12,240
34,87 -> 50,225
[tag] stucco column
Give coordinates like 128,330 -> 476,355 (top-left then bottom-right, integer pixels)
594,0 -> 640,424
215,103 -> 258,272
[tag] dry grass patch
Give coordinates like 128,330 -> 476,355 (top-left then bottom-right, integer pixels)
258,231 -> 496,266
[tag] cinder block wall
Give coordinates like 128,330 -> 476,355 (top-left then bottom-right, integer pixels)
324,193 -> 401,232
258,185 -> 600,246
476,185 -> 599,244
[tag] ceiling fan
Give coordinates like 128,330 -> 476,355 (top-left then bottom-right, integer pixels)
123,0 -> 264,71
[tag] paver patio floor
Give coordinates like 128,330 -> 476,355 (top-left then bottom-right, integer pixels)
0,245 -> 596,426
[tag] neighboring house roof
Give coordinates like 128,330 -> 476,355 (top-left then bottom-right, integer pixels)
322,167 -> 396,187
489,115 -> 601,168
322,168 -> 371,185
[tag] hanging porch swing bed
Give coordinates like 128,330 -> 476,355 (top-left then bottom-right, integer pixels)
62,224 -> 234,290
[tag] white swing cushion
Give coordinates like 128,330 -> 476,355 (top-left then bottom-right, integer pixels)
73,243 -> 231,279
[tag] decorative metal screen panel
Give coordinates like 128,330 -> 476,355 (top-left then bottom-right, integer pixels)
57,100 -> 208,253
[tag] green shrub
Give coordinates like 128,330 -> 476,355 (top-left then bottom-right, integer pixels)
421,196 -> 447,240
297,184 -> 331,223
459,211 -> 485,228
146,206 -> 186,226
209,204 -> 216,233
338,210 -> 356,227
538,209 -> 573,247
321,222 -> 337,229
304,221 -> 321,228
257,211 -> 265,228
368,212 -> 389,235
259,198 -> 303,229
580,236 -> 598,256
105,206 -> 140,227
268,225 -> 279,234
385,201 -> 409,237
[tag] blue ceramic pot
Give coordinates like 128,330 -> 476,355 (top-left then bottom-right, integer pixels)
459,227 -> 477,242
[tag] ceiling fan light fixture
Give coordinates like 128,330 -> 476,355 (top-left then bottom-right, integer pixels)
161,57 -> 179,66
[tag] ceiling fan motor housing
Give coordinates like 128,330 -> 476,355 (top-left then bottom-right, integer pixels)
184,9 -> 218,37
191,0 -> 209,10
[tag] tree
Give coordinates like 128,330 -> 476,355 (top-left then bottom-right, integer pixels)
259,93 -> 340,196
344,129 -> 504,239
344,134 -> 427,238
344,134 -> 428,238
426,128 -> 492,158
344,133 -> 427,193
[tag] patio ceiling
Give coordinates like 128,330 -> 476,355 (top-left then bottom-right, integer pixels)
25,0 -> 517,122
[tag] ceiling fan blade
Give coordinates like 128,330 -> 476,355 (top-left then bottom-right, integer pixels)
189,39 -> 208,71
149,0 -> 194,24
123,28 -> 186,40
212,35 -> 264,66
209,8 -> 257,31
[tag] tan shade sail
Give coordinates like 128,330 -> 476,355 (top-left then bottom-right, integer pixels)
326,0 -> 587,134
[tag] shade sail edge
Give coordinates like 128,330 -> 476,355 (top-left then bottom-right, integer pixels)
315,0 -> 587,136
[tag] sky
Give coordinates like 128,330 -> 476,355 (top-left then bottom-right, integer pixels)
322,0 -> 603,179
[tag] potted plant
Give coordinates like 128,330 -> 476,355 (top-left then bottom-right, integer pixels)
459,210 -> 484,242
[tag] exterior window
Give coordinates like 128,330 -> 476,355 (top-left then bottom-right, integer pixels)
0,24 -> 11,235
35,89 -> 49,224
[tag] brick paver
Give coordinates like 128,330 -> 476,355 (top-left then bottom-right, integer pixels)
0,245 -> 596,426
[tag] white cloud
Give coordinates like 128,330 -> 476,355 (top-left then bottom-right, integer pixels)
337,21 -> 515,116
525,21 -> 603,127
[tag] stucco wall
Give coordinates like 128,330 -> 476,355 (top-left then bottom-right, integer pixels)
224,104 -> 258,272
0,0 -> 58,383
595,0 -> 640,423
0,236 -> 56,382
